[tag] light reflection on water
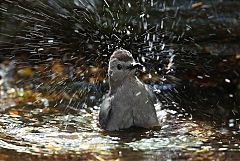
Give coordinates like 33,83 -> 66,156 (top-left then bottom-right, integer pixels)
0,100 -> 239,160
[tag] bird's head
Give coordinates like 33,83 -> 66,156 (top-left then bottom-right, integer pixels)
108,49 -> 142,89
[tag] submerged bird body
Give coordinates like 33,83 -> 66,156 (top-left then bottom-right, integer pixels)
99,49 -> 159,131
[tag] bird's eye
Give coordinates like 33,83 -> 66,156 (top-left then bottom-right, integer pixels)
117,64 -> 122,70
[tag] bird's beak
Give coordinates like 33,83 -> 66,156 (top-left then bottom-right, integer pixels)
127,63 -> 143,70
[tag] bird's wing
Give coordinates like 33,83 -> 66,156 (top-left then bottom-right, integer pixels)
145,84 -> 164,120
99,95 -> 112,129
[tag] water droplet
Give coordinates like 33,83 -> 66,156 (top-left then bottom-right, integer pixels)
161,20 -> 164,29
197,76 -> 203,79
225,78 -> 231,83
140,14 -> 145,18
135,92 -> 141,96
38,48 -> 44,51
48,40 -> 54,43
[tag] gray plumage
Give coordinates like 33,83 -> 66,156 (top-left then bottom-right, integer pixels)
99,49 -> 160,131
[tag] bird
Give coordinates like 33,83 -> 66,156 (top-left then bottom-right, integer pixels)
99,49 -> 160,131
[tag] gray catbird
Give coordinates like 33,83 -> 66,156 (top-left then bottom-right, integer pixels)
99,49 -> 160,131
